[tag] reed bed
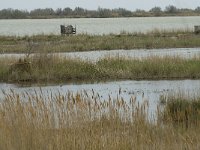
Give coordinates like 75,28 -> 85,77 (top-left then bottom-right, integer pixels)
1,54 -> 200,83
0,29 -> 200,53
0,90 -> 200,150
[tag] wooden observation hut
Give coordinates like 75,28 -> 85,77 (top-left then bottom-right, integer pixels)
60,25 -> 76,35
194,26 -> 200,34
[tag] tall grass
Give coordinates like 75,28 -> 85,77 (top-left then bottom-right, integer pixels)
160,95 -> 200,128
97,56 -> 200,79
1,55 -> 200,83
0,90 -> 200,149
0,29 -> 200,53
0,57 -> 18,82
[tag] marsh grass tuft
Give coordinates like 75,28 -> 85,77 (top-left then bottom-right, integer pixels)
160,95 -> 200,128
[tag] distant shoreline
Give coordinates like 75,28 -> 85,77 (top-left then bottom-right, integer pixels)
0,14 -> 200,20
0,5 -> 200,19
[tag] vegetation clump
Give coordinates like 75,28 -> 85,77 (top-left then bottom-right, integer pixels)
160,96 -> 200,128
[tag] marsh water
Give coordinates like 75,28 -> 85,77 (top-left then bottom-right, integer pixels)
1,16 -> 200,115
1,48 -> 200,62
1,48 -> 200,114
1,80 -> 200,115
53,48 -> 200,62
0,16 -> 199,36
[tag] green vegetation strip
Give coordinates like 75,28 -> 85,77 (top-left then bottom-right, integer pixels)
1,30 -> 200,53
0,90 -> 199,149
1,55 -> 200,83
1,5 -> 200,19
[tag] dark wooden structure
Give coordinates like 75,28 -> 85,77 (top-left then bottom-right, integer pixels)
60,25 -> 76,35
194,25 -> 200,34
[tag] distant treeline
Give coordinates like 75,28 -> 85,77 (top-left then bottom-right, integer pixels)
0,5 -> 200,19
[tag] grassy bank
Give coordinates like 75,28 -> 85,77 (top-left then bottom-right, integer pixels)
1,29 -> 200,53
0,55 -> 200,83
0,90 -> 200,149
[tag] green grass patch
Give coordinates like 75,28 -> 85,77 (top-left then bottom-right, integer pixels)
1,55 -> 200,83
0,29 -> 200,53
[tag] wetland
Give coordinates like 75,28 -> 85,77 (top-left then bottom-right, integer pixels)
0,17 -> 200,149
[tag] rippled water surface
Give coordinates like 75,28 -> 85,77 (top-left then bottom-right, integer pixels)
1,48 -> 200,62
1,80 -> 200,115
0,16 -> 199,36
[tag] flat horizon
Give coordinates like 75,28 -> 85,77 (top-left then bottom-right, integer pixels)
0,0 -> 200,11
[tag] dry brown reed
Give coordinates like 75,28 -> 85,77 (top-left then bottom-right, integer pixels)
0,90 -> 200,150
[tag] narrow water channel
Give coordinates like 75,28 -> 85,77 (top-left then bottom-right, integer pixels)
1,48 -> 200,62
